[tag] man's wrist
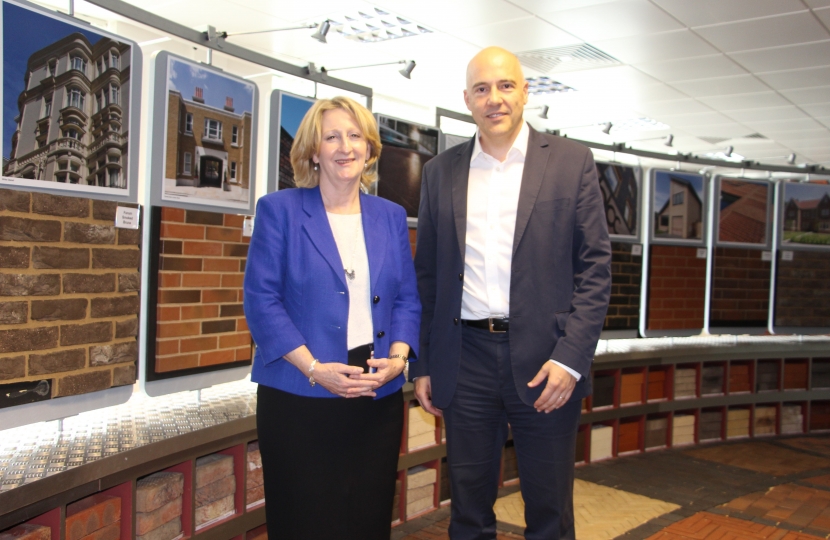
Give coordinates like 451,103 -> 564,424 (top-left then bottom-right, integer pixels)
549,359 -> 581,381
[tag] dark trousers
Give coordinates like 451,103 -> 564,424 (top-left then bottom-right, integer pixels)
444,327 -> 582,540
257,384 -> 403,540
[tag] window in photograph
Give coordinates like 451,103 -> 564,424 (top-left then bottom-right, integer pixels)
232,125 -> 239,145
183,152 -> 192,175
185,113 -> 193,134
230,161 -> 237,180
204,118 -> 222,140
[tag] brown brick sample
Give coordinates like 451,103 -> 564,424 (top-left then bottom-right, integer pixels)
710,247 -> 771,327
152,207 -> 252,374
195,475 -> 236,506
0,189 -> 141,403
135,499 -> 182,536
195,453 -> 233,488
194,494 -> 234,527
135,518 -> 180,540
0,524 -> 51,540
78,523 -> 119,540
647,245 -> 706,331
136,472 -> 184,513
65,494 -> 121,540
605,242 -> 642,331
775,250 -> 830,328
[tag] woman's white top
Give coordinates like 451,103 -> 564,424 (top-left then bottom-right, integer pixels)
326,212 -> 373,350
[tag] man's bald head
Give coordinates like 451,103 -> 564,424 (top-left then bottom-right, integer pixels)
465,47 -> 525,92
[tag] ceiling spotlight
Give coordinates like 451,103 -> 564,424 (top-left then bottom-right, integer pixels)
664,134 -> 674,147
724,145 -> 734,157
398,60 -> 416,79
525,105 -> 549,119
311,20 -> 331,43
787,153 -> 796,164
601,122 -> 612,134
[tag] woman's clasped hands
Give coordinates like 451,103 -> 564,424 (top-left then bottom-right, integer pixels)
310,356 -> 407,398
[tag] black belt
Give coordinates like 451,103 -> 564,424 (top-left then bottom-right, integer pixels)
461,318 -> 509,333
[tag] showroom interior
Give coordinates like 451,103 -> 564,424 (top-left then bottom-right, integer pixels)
1,0 -> 830,539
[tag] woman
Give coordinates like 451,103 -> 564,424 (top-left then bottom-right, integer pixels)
243,96 -> 420,540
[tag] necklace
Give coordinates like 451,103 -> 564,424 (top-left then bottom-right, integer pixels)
343,215 -> 361,281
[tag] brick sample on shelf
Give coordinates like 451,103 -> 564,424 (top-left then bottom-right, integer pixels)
592,374 -> 615,408
246,441 -> 264,507
136,472 -> 184,513
149,207 -> 253,378
245,524 -> 266,540
645,417 -> 668,448
775,250 -> 830,329
781,405 -> 804,434
701,365 -> 724,395
604,242 -> 641,331
674,368 -> 696,398
590,425 -> 613,461
194,453 -> 235,528
756,361 -> 779,391
408,405 -> 436,450
0,191 -> 140,405
754,406 -> 776,435
0,524 -> 50,540
726,408 -> 750,439
672,414 -> 695,446
65,494 -> 121,540
646,245 -> 706,332
699,410 -> 723,440
783,360 -> 808,390
647,369 -> 667,401
729,363 -> 751,393
136,518 -> 180,540
709,248 -> 771,328
618,419 -> 640,453
620,372 -> 644,405
813,360 -> 830,389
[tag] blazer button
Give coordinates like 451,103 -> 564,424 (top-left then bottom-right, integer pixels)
377,330 -> 385,338
458,273 -> 463,281
373,295 -> 380,304
454,318 -> 459,325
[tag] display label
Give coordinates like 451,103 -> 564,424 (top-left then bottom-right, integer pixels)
631,244 -> 643,256
781,251 -> 794,261
243,216 -> 254,237
696,248 -> 707,259
761,251 -> 772,261
115,207 -> 140,229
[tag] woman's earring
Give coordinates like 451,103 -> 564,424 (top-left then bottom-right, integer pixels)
364,161 -> 369,168
313,163 -> 319,171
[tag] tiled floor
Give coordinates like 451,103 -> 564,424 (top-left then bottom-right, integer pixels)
393,435 -> 830,540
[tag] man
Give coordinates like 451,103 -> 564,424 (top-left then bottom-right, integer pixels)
411,47 -> 611,540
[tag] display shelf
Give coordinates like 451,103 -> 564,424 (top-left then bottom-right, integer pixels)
784,359 -> 809,391
244,442 -> 263,510
810,401 -> 830,432
19,508 -> 60,540
193,447 -> 242,533
403,461 -> 439,520
592,370 -> 618,410
811,359 -> 830,390
245,524 -> 266,540
728,361 -> 753,394
136,461 -> 191,540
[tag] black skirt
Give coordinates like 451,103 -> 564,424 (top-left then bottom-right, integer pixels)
256,352 -> 403,540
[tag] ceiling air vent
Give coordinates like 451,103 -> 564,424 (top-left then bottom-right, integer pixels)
516,44 -> 621,73
743,133 -> 767,139
699,136 -> 730,145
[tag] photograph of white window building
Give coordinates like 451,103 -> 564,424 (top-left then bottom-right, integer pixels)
653,171 -> 704,241
161,56 -> 254,209
2,1 -> 132,193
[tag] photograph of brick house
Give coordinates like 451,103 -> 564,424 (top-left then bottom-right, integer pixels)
596,163 -> 638,237
782,181 -> 830,246
162,56 -> 254,210
653,171 -> 704,241
2,1 -> 132,194
717,178 -> 770,245
276,92 -> 314,191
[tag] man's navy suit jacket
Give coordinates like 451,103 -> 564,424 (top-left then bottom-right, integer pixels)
411,125 -> 612,408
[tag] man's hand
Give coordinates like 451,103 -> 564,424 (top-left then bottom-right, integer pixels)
414,376 -> 442,417
527,362 -> 576,413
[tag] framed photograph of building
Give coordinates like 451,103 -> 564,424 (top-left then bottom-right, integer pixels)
650,169 -> 706,245
780,179 -> 830,250
1,0 -> 141,202
595,162 -> 639,240
375,114 -> 439,219
267,90 -> 315,193
150,51 -> 257,214
714,176 -> 772,248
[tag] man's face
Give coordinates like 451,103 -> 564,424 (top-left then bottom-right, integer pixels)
463,50 -> 529,146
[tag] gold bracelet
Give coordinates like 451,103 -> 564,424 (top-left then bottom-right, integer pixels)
389,354 -> 408,374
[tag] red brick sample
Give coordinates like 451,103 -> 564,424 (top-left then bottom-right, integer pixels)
0,524 -> 51,540
65,494 -> 121,540
136,472 -> 184,513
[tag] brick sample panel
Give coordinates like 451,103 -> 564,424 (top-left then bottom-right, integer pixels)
0,524 -> 51,540
135,472 -> 183,540
194,453 -> 235,528
0,190 -> 140,404
775,250 -> 830,328
246,442 -> 264,507
405,466 -> 436,518
710,247 -> 771,328
647,245 -> 706,331
65,494 -> 121,540
149,207 -> 252,376
605,242 -> 641,331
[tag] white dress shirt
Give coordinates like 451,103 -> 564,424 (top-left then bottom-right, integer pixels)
460,123 -> 581,381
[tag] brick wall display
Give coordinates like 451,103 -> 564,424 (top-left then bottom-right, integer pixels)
0,189 -> 140,405
647,245 -> 706,331
775,250 -> 830,328
710,247 -> 770,328
605,242 -> 641,331
149,207 -> 252,377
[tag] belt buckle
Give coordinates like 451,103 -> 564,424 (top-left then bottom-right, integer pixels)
488,318 -> 506,333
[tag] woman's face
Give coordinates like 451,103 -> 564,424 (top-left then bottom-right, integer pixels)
313,108 -> 369,189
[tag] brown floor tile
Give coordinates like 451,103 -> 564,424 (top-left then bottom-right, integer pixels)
804,474 -> 830,488
645,511 -> 826,540
684,442 -> 829,476
722,484 -> 830,534
779,437 -> 830,458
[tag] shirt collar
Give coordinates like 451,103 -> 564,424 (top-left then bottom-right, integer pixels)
470,121 -> 530,165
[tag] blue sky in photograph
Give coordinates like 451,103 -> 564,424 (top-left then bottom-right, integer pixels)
3,1 -> 107,159
783,180 -> 830,202
169,57 -> 253,114
280,94 -> 313,138
654,170 -> 704,211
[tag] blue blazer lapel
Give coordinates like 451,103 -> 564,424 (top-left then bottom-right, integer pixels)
301,187 -> 348,289
361,192 -> 387,292
452,140 -> 474,262
513,126 -> 550,256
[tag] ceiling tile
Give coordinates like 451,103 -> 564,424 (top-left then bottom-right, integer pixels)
657,111 -> 739,128
697,92 -> 792,111
508,0 -> 618,13
728,41 -> 830,73
778,86 -> 830,104
744,118 -> 826,133
451,16 -> 582,51
683,122 -> 755,139
757,66 -> 830,90
626,83 -> 689,102
694,12 -> 829,53
726,106 -> 809,123
634,99 -> 714,117
806,0 -> 830,7
652,0 -> 806,27
815,7 -> 830,26
633,55 -> 747,82
541,0 -> 683,41
670,74 -> 769,97
367,0 -> 527,31
761,128 -> 830,142
223,0 -> 360,24
592,30 -> 720,64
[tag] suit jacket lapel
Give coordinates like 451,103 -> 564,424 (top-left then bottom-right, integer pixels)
452,140 -> 474,262
301,187 -> 348,289
513,126 -> 550,256
361,192 -> 387,293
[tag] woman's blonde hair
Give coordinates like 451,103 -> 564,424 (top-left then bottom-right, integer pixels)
289,96 -> 381,190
